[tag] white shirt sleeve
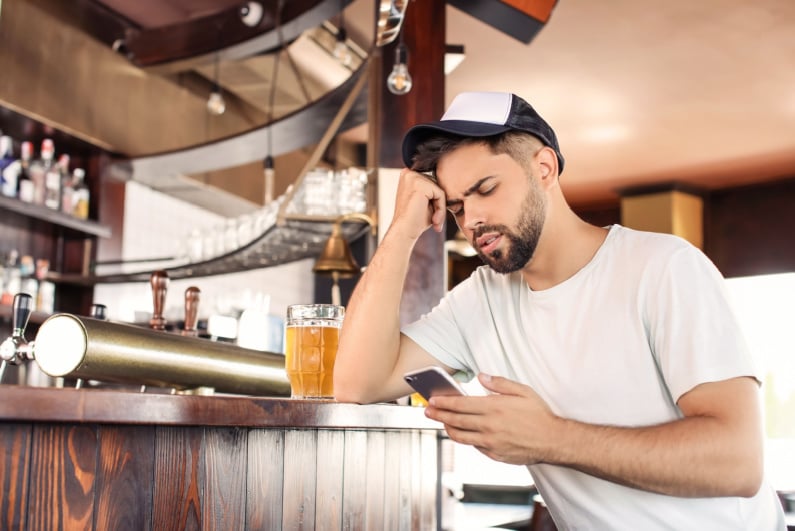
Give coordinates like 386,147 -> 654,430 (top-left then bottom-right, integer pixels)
644,245 -> 760,403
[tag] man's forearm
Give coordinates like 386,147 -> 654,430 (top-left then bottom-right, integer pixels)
333,230 -> 416,403
550,415 -> 763,497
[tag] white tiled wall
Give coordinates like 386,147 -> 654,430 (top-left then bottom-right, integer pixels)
94,181 -> 314,343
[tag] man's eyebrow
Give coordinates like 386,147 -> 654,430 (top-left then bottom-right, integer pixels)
446,176 -> 494,207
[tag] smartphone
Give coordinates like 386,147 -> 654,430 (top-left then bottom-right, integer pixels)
403,366 -> 467,401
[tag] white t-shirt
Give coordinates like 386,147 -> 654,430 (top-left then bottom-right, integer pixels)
403,225 -> 785,530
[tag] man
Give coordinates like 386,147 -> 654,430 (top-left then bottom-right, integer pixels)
334,91 -> 785,529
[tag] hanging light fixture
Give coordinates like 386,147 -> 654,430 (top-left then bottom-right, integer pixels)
387,41 -> 413,95
313,213 -> 377,306
206,52 -> 226,115
263,0 -> 284,204
332,0 -> 353,67
263,155 -> 275,204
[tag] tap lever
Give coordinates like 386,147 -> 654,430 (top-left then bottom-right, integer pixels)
149,270 -> 169,331
12,292 -> 33,337
90,303 -> 108,320
182,287 -> 201,337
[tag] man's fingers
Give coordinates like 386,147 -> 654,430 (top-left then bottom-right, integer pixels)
425,405 -> 484,431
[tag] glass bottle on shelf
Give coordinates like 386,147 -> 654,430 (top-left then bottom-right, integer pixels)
1,250 -> 21,306
17,141 -> 34,203
0,135 -> 19,198
60,162 -> 75,215
71,168 -> 90,219
35,259 -> 55,314
18,255 -> 38,311
29,138 -> 55,205
44,151 -> 66,210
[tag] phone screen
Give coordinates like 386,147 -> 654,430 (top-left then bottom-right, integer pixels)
403,366 -> 466,401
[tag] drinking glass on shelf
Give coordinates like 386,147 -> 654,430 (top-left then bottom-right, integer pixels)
302,168 -> 335,215
187,229 -> 204,262
236,214 -> 254,247
336,168 -> 368,214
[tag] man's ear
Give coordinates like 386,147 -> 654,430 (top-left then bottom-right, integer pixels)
535,146 -> 559,185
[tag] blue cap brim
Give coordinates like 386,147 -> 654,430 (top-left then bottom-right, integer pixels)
401,120 -> 511,168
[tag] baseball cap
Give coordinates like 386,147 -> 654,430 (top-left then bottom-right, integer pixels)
401,91 -> 565,173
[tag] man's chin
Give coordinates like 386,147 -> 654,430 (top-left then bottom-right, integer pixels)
479,254 -> 515,274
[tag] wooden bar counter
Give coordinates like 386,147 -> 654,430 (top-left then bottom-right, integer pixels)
0,386 -> 442,530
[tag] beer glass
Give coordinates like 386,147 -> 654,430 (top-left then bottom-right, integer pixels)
285,304 -> 344,399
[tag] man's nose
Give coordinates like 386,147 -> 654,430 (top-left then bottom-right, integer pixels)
463,208 -> 486,231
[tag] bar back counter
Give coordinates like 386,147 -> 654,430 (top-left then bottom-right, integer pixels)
0,387 -> 442,530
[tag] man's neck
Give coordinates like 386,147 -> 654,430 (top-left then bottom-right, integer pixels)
521,215 -> 609,291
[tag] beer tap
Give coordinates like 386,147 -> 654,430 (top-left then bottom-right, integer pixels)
182,287 -> 201,337
149,270 -> 169,331
0,293 -> 35,382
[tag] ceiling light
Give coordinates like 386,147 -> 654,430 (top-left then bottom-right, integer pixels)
263,155 -> 275,204
206,53 -> 226,115
332,1 -> 353,67
240,2 -> 264,27
313,213 -> 377,305
387,43 -> 413,95
333,28 -> 353,67
207,88 -> 226,115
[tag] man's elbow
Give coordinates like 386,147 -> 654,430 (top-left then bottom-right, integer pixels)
333,372 -> 373,404
726,453 -> 764,498
333,385 -> 367,404
734,467 -> 763,498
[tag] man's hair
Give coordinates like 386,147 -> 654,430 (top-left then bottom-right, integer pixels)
411,131 -> 544,181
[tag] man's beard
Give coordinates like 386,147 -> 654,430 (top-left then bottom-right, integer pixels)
474,179 -> 546,274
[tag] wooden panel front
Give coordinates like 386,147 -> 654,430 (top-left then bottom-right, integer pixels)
0,423 -> 31,530
0,422 -> 439,531
0,388 -> 441,530
96,425 -> 154,530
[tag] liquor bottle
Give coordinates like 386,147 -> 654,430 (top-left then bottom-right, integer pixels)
18,255 -> 38,311
1,250 -> 21,306
17,141 -> 34,203
29,138 -> 55,205
0,135 -> 19,198
60,162 -> 75,215
44,152 -> 66,210
71,168 -> 90,219
35,259 -> 55,314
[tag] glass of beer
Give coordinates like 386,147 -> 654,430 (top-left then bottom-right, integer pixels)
285,304 -> 344,399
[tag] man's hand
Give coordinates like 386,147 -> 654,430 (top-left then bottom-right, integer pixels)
426,373 -> 765,498
390,168 -> 447,241
425,373 -> 560,465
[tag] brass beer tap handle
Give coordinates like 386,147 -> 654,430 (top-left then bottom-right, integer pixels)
182,286 -> 201,337
149,270 -> 169,331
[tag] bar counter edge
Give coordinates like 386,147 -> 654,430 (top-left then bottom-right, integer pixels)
0,385 -> 442,430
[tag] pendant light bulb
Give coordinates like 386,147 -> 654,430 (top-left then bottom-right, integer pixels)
207,51 -> 226,115
263,155 -> 275,204
333,27 -> 353,67
207,88 -> 226,115
387,43 -> 412,95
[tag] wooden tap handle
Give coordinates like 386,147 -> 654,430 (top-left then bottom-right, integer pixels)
149,270 -> 169,330
182,287 -> 201,336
